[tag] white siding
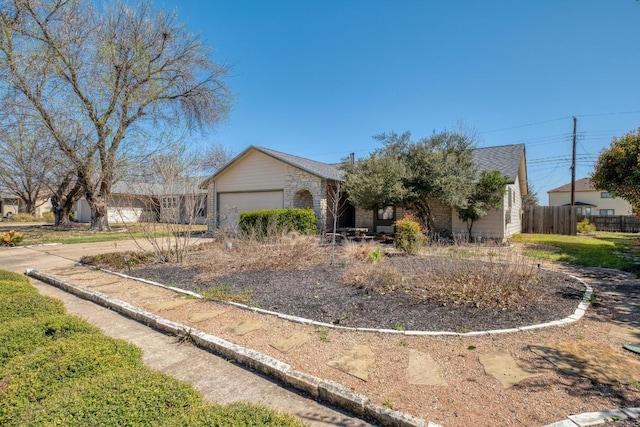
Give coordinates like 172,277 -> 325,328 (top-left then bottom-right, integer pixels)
450,179 -> 523,240
548,191 -> 632,215
216,150 -> 287,192
505,179 -> 522,238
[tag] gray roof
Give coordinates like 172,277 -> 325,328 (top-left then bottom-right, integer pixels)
548,177 -> 594,193
471,143 -> 525,183
256,146 -> 344,181
201,143 -> 526,188
113,179 -> 206,197
201,145 -> 344,188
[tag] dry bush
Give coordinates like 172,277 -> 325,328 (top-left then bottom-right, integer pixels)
341,240 -> 381,262
341,240 -> 543,311
193,232 -> 328,281
399,255 -> 542,311
343,261 -> 403,295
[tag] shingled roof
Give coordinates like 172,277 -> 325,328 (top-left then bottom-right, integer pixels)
201,143 -> 526,188
256,146 -> 344,181
201,145 -> 344,188
547,177 -> 595,193
471,143 -> 525,183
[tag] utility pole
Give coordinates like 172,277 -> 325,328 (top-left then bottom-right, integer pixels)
571,116 -> 577,206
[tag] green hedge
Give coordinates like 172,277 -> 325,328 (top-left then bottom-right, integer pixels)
0,271 -> 37,295
0,269 -> 305,427
0,315 -> 99,368
0,293 -> 65,322
239,208 -> 317,236
0,334 -> 143,420
22,368 -> 203,427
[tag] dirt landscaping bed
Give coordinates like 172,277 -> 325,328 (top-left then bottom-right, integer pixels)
76,237 -> 640,426
132,257 -> 584,332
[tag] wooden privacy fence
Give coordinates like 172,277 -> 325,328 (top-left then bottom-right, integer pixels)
579,215 -> 640,233
523,206 -> 577,235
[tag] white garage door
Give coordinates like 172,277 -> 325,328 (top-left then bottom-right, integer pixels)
218,191 -> 284,227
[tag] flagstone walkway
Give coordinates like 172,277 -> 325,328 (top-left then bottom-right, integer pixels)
23,262 -> 640,427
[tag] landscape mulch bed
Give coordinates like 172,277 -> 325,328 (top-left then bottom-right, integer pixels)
130,255 -> 585,332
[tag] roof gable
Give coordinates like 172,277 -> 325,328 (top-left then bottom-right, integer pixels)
547,177 -> 594,193
472,143 -> 525,183
200,145 -> 343,188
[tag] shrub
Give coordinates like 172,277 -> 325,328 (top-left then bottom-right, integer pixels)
80,251 -> 155,270
0,271 -> 36,295
0,334 -> 143,423
0,293 -> 65,322
577,218 -> 596,234
0,315 -> 99,368
40,211 -> 55,223
342,240 -> 380,262
0,230 -> 24,246
11,213 -> 35,222
239,208 -> 317,238
21,368 -> 203,427
367,247 -> 383,263
345,261 -> 402,294
394,214 -> 424,255
174,402 -> 307,426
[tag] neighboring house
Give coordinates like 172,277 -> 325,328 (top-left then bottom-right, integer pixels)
0,192 -> 20,218
547,178 -> 632,217
201,144 -> 528,240
75,180 -> 207,224
0,190 -> 52,218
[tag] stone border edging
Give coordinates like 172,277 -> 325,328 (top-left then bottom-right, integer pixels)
85,264 -> 593,337
25,269 -> 433,427
543,407 -> 640,426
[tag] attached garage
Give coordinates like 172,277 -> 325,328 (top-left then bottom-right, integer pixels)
201,146 -> 347,232
217,191 -> 284,227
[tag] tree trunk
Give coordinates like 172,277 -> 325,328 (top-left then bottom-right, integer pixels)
56,205 -> 73,227
413,200 -> 434,233
88,194 -> 111,231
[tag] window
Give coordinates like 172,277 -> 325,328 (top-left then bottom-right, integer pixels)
162,197 -> 177,209
377,205 -> 395,221
576,207 -> 592,216
599,209 -> 614,216
600,192 -> 611,198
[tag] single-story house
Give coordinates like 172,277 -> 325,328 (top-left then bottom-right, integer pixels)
200,143 -> 528,240
200,146 -> 349,233
547,177 -> 632,216
75,180 -> 207,224
0,189 -> 52,218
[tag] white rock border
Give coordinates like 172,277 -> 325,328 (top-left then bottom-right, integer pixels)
80,263 -> 594,337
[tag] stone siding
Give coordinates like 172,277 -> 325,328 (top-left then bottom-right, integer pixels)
355,208 -> 373,230
429,199 -> 453,235
284,166 -> 327,231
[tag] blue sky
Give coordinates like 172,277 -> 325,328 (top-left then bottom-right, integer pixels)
155,0 -> 640,205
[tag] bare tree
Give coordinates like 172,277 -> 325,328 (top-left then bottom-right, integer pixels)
0,0 -> 231,231
118,142 -> 232,264
0,118 -> 55,216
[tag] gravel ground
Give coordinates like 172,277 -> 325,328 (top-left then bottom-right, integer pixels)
80,242 -> 640,427
133,256 -> 584,332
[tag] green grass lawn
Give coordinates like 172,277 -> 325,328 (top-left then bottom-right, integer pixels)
1,223 -> 207,245
0,270 -> 304,427
512,232 -> 640,274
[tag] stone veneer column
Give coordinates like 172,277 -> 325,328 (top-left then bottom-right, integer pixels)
284,166 -> 324,232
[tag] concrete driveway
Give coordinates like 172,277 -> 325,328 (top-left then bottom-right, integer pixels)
0,241 -> 375,427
